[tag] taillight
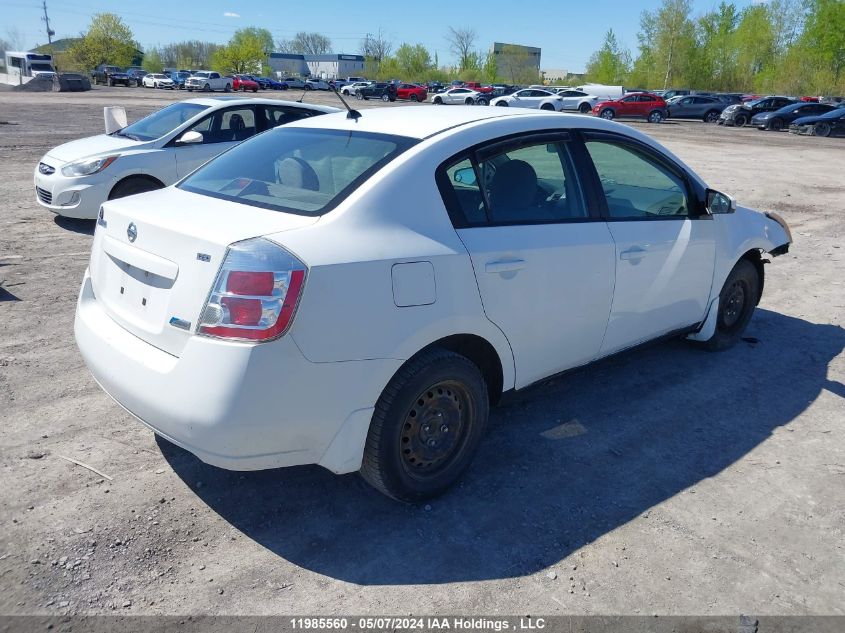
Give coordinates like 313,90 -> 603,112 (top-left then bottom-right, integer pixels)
198,238 -> 306,342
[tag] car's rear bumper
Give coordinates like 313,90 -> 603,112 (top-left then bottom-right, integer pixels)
74,269 -> 402,473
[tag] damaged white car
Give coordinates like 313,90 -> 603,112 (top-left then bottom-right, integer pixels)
75,107 -> 791,501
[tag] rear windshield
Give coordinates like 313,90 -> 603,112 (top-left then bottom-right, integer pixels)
178,127 -> 418,216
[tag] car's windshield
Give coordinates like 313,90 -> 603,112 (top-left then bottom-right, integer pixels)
179,127 -> 418,216
117,102 -> 210,141
30,63 -> 53,71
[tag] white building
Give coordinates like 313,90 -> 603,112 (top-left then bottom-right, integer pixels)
268,53 -> 365,80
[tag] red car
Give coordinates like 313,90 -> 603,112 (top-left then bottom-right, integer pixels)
231,75 -> 259,92
396,83 -> 428,102
464,81 -> 494,94
591,92 -> 668,123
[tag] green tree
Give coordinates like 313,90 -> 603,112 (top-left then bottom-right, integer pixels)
585,29 -> 631,84
69,13 -> 137,69
142,48 -> 164,73
799,0 -> 845,91
394,43 -> 433,79
213,27 -> 271,74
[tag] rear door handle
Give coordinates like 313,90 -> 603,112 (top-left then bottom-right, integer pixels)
485,259 -> 526,274
620,247 -> 647,261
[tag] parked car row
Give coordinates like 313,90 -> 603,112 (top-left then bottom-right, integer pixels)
36,100 -> 792,502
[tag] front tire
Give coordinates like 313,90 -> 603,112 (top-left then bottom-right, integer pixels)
356,91 -> 364,100
360,348 -> 489,502
814,121 -> 832,137
734,113 -> 748,127
203,83 -> 211,92
600,108 -> 615,120
769,118 -> 784,131
699,259 -> 760,351
108,177 -> 163,201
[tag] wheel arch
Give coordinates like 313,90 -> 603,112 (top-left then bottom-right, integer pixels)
739,249 -> 765,305
420,334 -> 506,405
108,174 -> 166,200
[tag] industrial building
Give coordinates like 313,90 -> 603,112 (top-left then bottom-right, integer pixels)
268,52 -> 365,80
490,42 -> 541,83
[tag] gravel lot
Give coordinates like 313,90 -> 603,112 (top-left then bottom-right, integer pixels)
1,86 -> 843,617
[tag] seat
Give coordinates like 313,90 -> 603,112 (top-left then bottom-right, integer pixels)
276,157 -> 320,191
487,159 -> 540,222
228,113 -> 253,141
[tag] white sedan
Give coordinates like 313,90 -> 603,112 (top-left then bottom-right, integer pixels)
75,106 -> 792,501
341,81 -> 372,96
490,88 -> 565,111
142,73 -> 175,89
432,87 -> 481,105
34,98 -> 339,219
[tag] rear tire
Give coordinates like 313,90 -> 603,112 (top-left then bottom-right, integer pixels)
698,259 -> 760,351
382,93 -> 390,102
648,109 -> 664,123
433,97 -> 443,105
465,97 -> 474,105
704,110 -> 720,123
579,102 -> 592,114
108,177 -> 163,201
410,94 -> 418,102
360,348 -> 489,502
541,103 -> 555,111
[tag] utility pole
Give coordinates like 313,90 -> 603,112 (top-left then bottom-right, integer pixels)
41,1 -> 55,47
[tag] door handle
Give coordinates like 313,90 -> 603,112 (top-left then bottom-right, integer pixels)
620,247 -> 647,261
485,259 -> 526,274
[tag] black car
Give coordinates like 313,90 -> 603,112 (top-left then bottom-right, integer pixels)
751,101 -> 838,131
126,68 -> 147,86
789,106 -> 845,137
355,82 -> 397,102
718,96 -> 796,127
91,65 -> 134,87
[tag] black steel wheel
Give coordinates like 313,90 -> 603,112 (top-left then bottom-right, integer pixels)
361,348 -> 489,501
697,259 -> 759,351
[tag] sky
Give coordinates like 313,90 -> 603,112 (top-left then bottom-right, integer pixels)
5,0 -> 765,72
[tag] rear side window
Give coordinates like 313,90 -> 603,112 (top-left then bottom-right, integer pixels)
179,128 -> 417,216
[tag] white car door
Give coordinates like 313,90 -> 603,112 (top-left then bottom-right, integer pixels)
582,135 -> 717,356
174,105 -> 258,178
442,133 -> 616,388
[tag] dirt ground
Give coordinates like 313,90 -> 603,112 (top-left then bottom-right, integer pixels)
0,86 -> 843,617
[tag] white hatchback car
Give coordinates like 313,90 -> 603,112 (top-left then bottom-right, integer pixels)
34,98 -> 338,219
491,88 -> 565,111
75,107 -> 791,501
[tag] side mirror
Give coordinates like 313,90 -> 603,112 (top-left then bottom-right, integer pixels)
176,130 -> 203,145
706,189 -> 736,214
453,166 -> 477,186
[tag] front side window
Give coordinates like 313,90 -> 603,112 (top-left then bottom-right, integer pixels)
118,102 -> 210,141
179,128 -> 417,216
185,106 -> 256,144
439,137 -> 587,226
585,140 -> 689,219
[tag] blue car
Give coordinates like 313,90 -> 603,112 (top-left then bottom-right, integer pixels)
252,76 -> 287,90
751,101 -> 838,131
789,104 -> 845,136
167,71 -> 191,90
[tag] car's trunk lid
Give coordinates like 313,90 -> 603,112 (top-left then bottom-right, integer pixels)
89,187 -> 317,356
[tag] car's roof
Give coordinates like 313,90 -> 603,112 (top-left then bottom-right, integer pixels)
285,105 -> 623,140
183,97 -> 340,113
